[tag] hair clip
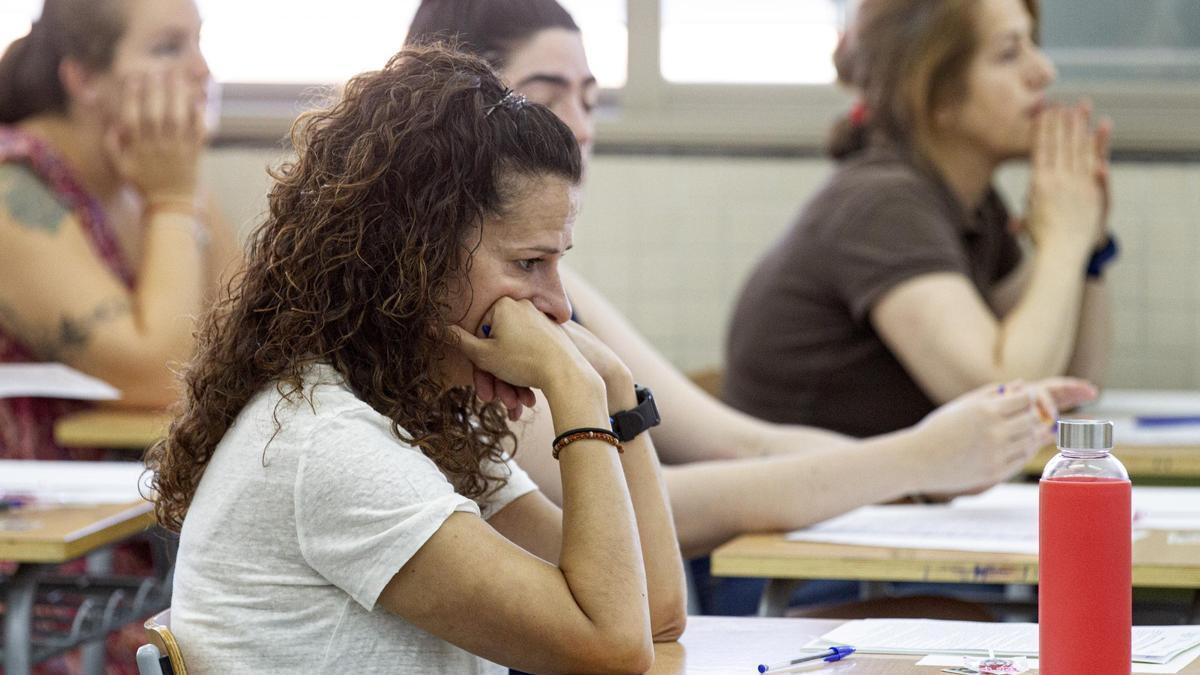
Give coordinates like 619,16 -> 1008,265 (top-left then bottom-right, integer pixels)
484,89 -> 528,117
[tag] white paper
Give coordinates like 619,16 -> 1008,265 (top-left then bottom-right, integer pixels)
917,642 -> 1200,674
0,363 -> 120,400
785,504 -> 1040,554
785,484 -> 1200,555
0,460 -> 148,504
1074,390 -> 1200,446
815,619 -> 1200,665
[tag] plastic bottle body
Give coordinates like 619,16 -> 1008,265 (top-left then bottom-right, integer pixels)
1039,435 -> 1131,674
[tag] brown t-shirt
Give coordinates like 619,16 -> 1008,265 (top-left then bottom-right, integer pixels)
723,146 -> 1022,437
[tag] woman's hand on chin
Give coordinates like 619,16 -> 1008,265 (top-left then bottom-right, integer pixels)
449,297 -> 599,421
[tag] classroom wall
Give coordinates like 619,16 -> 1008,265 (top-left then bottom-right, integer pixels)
204,148 -> 1200,390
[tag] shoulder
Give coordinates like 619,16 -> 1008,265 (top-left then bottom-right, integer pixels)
805,155 -> 959,245
0,163 -> 70,236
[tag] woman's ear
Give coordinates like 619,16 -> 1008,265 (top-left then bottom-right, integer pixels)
59,58 -> 102,106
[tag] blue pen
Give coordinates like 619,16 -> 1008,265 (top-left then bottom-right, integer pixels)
757,646 -> 855,673
1135,415 -> 1200,427
0,496 -> 29,512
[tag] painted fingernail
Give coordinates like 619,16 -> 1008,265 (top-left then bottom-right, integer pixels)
481,324 -> 491,337
997,384 -> 1006,394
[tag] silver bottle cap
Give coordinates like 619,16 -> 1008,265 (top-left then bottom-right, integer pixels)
1057,418 -> 1114,451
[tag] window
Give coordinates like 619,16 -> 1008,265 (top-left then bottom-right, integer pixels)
1,0 -> 627,87
0,0 -> 40,52
3,0 -> 1198,151
660,0 -> 844,84
1040,0 -> 1200,82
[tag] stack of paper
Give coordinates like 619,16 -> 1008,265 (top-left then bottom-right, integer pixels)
0,460 -> 148,504
814,619 -> 1200,665
785,483 -> 1200,555
0,362 -> 120,400
1077,389 -> 1200,446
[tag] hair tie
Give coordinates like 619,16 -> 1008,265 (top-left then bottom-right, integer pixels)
484,88 -> 528,117
849,99 -> 871,128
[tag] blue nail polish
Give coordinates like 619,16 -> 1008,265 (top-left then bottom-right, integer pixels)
481,324 -> 491,337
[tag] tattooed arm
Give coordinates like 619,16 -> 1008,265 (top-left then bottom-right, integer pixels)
0,164 -> 204,407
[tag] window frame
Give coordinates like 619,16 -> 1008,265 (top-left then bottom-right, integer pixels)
209,0 -> 1200,153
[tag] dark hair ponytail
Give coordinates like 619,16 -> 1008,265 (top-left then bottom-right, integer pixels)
825,32 -> 870,160
0,0 -> 128,124
406,0 -> 579,69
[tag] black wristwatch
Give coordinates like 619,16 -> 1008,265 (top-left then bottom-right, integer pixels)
609,385 -> 661,442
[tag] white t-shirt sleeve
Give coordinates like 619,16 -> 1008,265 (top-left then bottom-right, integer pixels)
293,414 -> 478,611
476,455 -> 538,520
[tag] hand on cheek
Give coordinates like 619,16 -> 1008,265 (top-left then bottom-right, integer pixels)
471,311 -> 536,421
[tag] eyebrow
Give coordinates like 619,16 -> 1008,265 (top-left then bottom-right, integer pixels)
515,244 -> 574,255
514,73 -> 598,90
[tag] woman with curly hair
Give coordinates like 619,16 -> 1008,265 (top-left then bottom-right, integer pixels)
148,44 -> 685,673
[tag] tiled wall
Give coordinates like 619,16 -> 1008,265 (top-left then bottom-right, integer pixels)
205,149 -> 1200,390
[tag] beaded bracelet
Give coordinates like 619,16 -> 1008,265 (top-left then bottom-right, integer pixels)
551,427 -> 623,460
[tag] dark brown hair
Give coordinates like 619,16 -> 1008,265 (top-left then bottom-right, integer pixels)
0,0 -> 129,123
827,0 -> 1040,159
406,0 -> 579,69
146,44 -> 582,532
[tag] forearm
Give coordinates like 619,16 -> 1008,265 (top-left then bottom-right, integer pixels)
667,430 -> 922,558
200,196 -> 243,302
547,375 -> 652,643
617,430 -> 688,641
134,212 -> 206,351
1065,280 -> 1109,383
997,242 -> 1090,379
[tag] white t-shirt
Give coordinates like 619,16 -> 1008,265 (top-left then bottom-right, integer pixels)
172,364 -> 537,674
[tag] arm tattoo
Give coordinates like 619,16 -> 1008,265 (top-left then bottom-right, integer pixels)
0,297 -> 131,361
55,298 -> 132,357
0,165 -> 69,235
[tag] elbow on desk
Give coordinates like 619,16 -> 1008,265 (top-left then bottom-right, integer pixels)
652,610 -> 687,643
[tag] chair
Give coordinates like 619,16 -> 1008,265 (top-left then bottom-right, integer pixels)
136,609 -> 187,675
686,367 -> 723,398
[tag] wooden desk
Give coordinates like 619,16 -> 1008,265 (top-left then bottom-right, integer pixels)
1,501 -> 160,674
649,616 -> 922,674
54,409 -> 171,450
0,501 -> 155,563
1023,389 -> 1200,481
712,530 -> 1200,616
647,616 -> 1200,674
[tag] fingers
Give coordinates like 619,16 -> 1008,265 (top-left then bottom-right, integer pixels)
1000,408 -> 1041,443
1032,107 -> 1051,170
447,324 -> 487,362
143,71 -> 166,141
989,382 -> 1035,415
517,386 -> 536,408
119,74 -> 143,147
1094,115 -> 1114,170
493,379 -> 521,416
165,70 -> 187,140
1038,376 -> 1099,411
1072,104 -> 1093,177
473,368 -> 496,403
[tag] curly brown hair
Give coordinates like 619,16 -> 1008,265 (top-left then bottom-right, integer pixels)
146,43 -> 582,532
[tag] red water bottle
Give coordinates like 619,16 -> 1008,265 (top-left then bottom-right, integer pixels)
1039,419 -> 1131,674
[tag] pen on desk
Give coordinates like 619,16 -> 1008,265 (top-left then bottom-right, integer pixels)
757,646 -> 855,673
0,496 -> 30,512
1134,415 -> 1200,427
